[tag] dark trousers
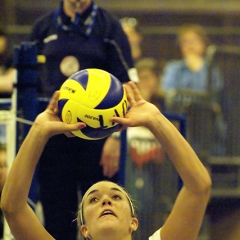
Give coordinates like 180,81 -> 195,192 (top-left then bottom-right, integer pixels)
38,134 -> 118,240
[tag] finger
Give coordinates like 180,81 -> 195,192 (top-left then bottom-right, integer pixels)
128,81 -> 143,101
123,85 -> 135,106
63,122 -> 86,133
111,117 -> 132,126
47,91 -> 60,112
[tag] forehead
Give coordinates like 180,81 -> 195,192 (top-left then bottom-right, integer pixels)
82,182 -> 130,204
85,181 -> 123,196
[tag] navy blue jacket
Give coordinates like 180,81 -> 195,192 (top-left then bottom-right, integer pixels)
29,2 -> 133,97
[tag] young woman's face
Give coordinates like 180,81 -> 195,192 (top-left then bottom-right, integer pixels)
179,31 -> 206,57
80,181 -> 138,239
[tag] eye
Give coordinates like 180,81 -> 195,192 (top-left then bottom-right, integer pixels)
89,197 -> 98,203
112,194 -> 122,200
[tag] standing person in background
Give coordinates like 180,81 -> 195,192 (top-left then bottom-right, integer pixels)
0,28 -> 14,150
0,27 -> 14,96
28,1 -> 136,239
0,28 -> 12,77
120,17 -> 143,62
161,23 -> 226,163
125,58 -> 165,240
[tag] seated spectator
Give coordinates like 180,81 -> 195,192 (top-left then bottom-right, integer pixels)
120,17 -> 143,62
161,23 -> 226,159
0,28 -> 14,95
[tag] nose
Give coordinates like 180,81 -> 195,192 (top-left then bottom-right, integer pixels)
101,197 -> 112,206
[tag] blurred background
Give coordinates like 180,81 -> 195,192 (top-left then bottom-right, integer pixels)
2,0 -> 240,157
2,1 -> 240,239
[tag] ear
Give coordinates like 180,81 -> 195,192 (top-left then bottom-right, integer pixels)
80,225 -> 89,238
130,217 -> 139,232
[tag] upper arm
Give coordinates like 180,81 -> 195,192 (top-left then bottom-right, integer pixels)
4,204 -> 54,240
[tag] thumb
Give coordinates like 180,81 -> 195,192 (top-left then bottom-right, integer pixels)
65,122 -> 86,132
48,122 -> 86,137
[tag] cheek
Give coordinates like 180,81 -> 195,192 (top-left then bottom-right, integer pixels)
181,45 -> 199,56
197,45 -> 206,55
118,204 -> 132,221
180,46 -> 189,55
84,205 -> 98,225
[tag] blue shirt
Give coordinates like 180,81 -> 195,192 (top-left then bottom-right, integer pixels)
162,59 -> 223,93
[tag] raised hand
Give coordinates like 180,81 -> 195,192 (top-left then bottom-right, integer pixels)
111,81 -> 161,129
34,91 -> 86,138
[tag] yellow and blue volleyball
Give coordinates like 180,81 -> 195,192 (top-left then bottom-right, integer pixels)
58,69 -> 128,140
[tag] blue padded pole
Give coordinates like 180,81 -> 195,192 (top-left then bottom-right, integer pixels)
14,41 -> 39,207
14,42 -> 38,140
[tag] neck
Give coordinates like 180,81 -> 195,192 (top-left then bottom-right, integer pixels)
92,236 -> 131,240
88,229 -> 132,240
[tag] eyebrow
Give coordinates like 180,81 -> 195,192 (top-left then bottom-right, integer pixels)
86,187 -> 123,198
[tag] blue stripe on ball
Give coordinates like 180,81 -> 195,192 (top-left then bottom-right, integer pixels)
95,75 -> 123,109
80,124 -> 120,139
70,70 -> 89,90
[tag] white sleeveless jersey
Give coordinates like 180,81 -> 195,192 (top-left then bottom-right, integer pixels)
149,229 -> 161,240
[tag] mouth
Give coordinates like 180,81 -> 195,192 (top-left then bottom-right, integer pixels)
99,209 -> 117,219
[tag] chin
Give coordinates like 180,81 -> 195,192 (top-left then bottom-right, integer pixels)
98,219 -> 121,231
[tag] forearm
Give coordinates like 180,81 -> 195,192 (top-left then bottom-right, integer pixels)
1,123 -> 49,213
148,113 -> 211,193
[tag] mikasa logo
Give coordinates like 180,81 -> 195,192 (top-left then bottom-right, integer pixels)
84,100 -> 128,129
84,114 -> 110,129
84,114 -> 99,121
63,86 -> 76,93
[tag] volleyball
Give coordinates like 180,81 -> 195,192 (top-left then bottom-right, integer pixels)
58,69 -> 128,140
